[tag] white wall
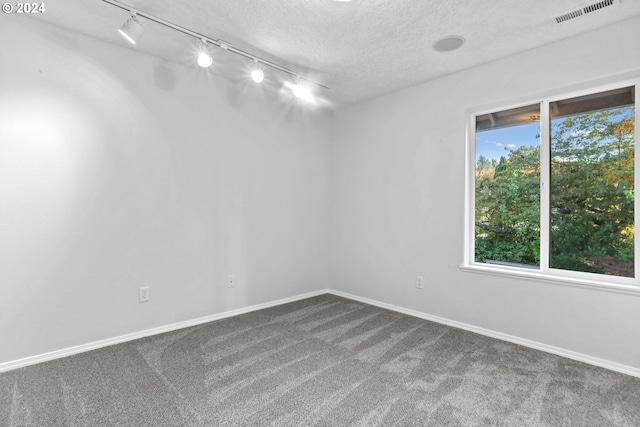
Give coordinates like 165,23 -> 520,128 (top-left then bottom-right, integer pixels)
0,18 -> 330,364
329,17 -> 640,370
2,13 -> 640,374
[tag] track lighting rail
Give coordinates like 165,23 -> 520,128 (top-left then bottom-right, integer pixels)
100,0 -> 329,89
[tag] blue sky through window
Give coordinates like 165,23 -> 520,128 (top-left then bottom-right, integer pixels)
476,122 -> 540,164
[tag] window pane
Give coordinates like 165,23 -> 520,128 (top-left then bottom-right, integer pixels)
550,86 -> 635,277
475,104 -> 541,268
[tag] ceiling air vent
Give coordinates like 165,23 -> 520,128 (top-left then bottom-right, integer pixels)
555,0 -> 616,24
584,0 -> 615,14
555,9 -> 583,23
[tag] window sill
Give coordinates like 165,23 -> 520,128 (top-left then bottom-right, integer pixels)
459,264 -> 640,297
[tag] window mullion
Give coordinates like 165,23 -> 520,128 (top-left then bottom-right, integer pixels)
635,84 -> 640,280
465,114 -> 477,266
539,101 -> 551,272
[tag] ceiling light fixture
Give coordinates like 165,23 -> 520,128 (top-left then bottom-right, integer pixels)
251,60 -> 264,83
102,0 -> 327,90
118,12 -> 144,45
197,38 -> 213,68
251,68 -> 265,84
284,81 -> 316,104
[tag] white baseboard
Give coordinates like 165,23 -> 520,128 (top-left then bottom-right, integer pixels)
3,288 -> 639,379
328,290 -> 640,379
0,289 -> 329,373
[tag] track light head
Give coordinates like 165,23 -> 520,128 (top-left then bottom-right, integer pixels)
250,61 -> 264,83
197,39 -> 213,68
251,68 -> 264,83
284,81 -> 316,104
197,51 -> 213,68
118,12 -> 143,45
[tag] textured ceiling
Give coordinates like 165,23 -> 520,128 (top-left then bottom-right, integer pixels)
27,0 -> 640,107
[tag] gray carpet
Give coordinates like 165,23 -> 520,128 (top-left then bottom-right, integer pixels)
1,294 -> 639,426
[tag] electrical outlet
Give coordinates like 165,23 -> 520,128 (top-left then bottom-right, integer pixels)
227,274 -> 235,288
139,286 -> 150,302
416,276 -> 424,290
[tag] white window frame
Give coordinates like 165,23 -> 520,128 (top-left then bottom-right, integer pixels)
462,77 -> 640,295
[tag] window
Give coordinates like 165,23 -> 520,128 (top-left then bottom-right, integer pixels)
466,82 -> 638,288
